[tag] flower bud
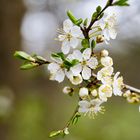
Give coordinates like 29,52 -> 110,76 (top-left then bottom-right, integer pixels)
101,49 -> 109,57
91,89 -> 98,97
101,56 -> 113,67
79,87 -> 89,99
96,35 -> 105,43
63,86 -> 73,95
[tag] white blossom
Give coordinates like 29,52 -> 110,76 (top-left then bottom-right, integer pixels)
98,84 -> 113,101
97,66 -> 114,84
48,58 -> 65,83
78,99 -> 104,118
79,87 -> 89,99
58,19 -> 82,54
68,48 -> 98,80
113,72 -> 124,96
101,56 -> 113,67
66,71 -> 83,85
99,14 -> 117,44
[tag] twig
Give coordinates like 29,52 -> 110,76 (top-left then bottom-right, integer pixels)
125,84 -> 140,94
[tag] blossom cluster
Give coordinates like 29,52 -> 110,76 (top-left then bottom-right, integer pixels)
47,14 -> 130,118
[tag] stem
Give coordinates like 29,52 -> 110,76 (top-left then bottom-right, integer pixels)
125,84 -> 140,94
65,105 -> 79,128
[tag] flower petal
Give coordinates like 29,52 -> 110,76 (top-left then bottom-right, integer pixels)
63,19 -> 73,33
71,26 -> 82,37
70,37 -> 79,48
72,50 -> 83,62
109,28 -> 117,39
82,66 -> 91,80
55,69 -> 65,83
78,100 -> 90,108
82,48 -> 91,60
87,57 -> 98,69
48,63 -> 60,73
62,41 -> 70,54
71,64 -> 82,76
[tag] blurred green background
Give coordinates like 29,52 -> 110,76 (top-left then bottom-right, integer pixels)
0,0 -> 140,140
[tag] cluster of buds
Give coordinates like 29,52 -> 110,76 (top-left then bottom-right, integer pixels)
123,90 -> 140,103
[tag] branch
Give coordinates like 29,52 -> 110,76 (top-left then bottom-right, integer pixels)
125,84 -> 140,94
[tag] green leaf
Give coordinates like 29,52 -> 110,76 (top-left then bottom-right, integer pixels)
14,51 -> 35,62
81,39 -> 90,48
92,12 -> 98,21
96,6 -> 102,13
67,10 -> 77,24
75,18 -> 83,26
35,56 -> 46,63
49,130 -> 62,138
51,52 -> 65,61
113,0 -> 129,6
20,63 -> 38,70
83,18 -> 88,27
91,40 -> 96,49
71,59 -> 79,66
71,113 -> 81,125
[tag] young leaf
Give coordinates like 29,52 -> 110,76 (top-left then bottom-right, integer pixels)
113,0 -> 129,6
75,18 -> 83,26
91,40 -> 96,49
14,51 -> 35,62
81,39 -> 90,48
92,12 -> 98,21
35,56 -> 46,63
51,52 -> 65,61
20,63 -> 38,70
67,10 -> 77,24
83,18 -> 88,27
96,6 -> 102,13
49,130 -> 62,138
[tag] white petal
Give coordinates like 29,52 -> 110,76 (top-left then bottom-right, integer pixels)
63,19 -> 73,33
48,63 -> 60,73
71,26 -> 82,37
67,54 -> 74,61
103,29 -> 110,41
61,41 -> 70,54
99,92 -> 107,102
71,64 -> 82,76
65,70 -> 73,79
73,50 -> 83,62
87,57 -> 98,69
70,37 -> 79,48
78,100 -> 90,108
109,28 -> 117,39
78,107 -> 89,113
82,48 -> 92,60
82,66 -> 91,80
55,69 -> 65,83
99,22 -> 105,30
90,99 -> 103,106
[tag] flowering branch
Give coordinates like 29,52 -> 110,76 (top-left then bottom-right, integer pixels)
14,0 -> 139,138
